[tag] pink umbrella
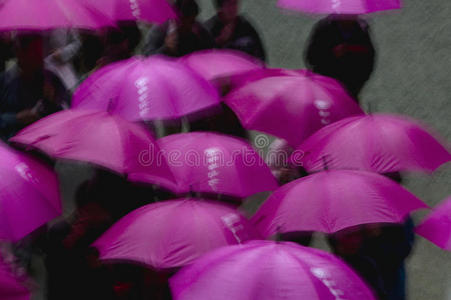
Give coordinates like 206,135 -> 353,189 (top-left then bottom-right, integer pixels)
251,170 -> 428,237
93,199 -> 259,269
10,110 -> 178,192
224,71 -> 364,147
170,240 -> 376,300
415,197 -> 451,250
179,50 -> 264,83
0,143 -> 61,242
295,114 -> 451,174
72,56 -> 220,121
0,0 -> 113,31
0,256 -> 30,300
81,0 -> 176,24
278,0 -> 401,15
71,58 -> 140,112
228,68 -> 301,89
152,132 -> 278,198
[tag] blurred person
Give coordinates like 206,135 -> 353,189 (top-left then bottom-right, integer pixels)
328,218 -> 414,300
0,34 -> 69,141
45,29 -> 82,91
72,30 -> 105,77
0,32 -> 13,72
44,180 -> 114,300
305,14 -> 375,101
205,0 -> 266,62
143,0 -> 213,57
265,138 -> 312,246
188,103 -> 248,139
97,21 -> 142,67
110,263 -> 174,300
327,173 -> 413,300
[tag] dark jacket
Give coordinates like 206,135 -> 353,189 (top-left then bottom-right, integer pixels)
143,21 -> 214,57
305,15 -> 375,98
0,67 -> 69,141
204,15 -> 266,62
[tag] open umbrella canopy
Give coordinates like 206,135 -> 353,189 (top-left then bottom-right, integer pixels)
170,240 -> 376,300
415,197 -> 451,251
153,132 -> 278,199
251,169 -> 428,237
0,143 -> 61,241
0,0 -> 113,31
93,199 -> 259,269
0,256 -> 30,300
295,114 -> 451,174
9,110 -> 178,192
180,50 -> 264,83
72,56 -> 220,121
278,0 -> 401,15
80,0 -> 176,24
224,70 -> 363,147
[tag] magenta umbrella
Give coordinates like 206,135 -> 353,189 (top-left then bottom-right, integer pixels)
80,0 -> 176,24
179,50 -> 264,83
0,256 -> 30,300
295,114 -> 451,174
93,199 -> 259,269
278,0 -> 401,14
224,71 -> 364,147
170,240 -> 376,300
251,170 -> 428,237
0,0 -> 113,31
72,56 -> 220,121
415,197 -> 451,251
151,132 -> 278,199
10,110 -> 178,192
0,143 -> 61,242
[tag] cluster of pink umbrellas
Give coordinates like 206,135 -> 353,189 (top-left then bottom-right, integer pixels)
0,0 -> 176,31
0,0 -> 450,299
3,48 -> 448,299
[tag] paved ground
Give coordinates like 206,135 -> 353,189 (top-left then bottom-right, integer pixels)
31,1 -> 451,299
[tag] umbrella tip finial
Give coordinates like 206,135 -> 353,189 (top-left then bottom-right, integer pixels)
322,156 -> 329,171
275,226 -> 282,243
189,185 -> 196,198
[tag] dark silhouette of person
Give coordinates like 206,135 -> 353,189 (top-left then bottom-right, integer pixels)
205,0 -> 266,62
44,169 -> 155,300
188,103 -> 248,140
0,32 -> 13,72
143,0 -> 213,57
305,14 -> 375,101
327,172 -> 413,300
98,21 -> 142,68
0,34 -> 69,142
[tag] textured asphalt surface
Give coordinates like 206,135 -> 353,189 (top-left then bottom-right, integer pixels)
32,0 -> 451,299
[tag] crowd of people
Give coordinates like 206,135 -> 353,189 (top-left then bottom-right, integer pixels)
0,0 -> 417,300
